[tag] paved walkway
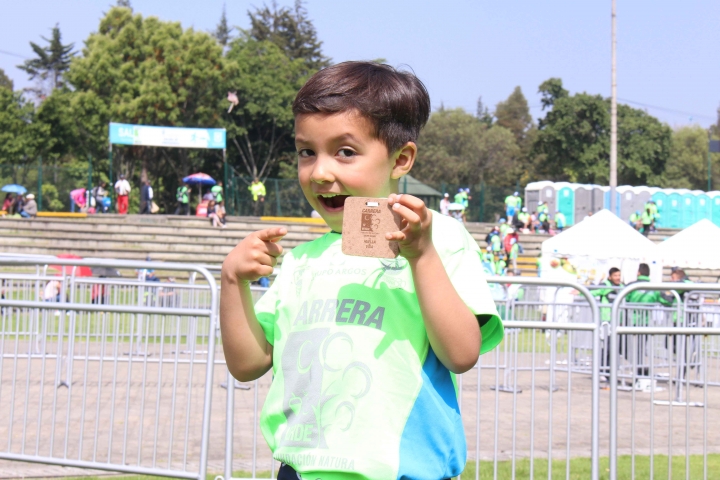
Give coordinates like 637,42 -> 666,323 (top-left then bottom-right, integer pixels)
0,346 -> 718,478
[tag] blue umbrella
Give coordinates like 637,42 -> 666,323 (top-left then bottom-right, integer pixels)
182,173 -> 216,186
1,184 -> 27,194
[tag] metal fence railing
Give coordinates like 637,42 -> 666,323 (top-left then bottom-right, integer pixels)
609,283 -> 720,480
0,258 -> 218,480
1,257 -> 719,480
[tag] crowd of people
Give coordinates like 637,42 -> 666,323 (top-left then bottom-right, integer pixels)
480,220 -> 523,276
591,263 -> 693,386
438,187 -> 472,222
2,192 -> 37,218
504,191 -> 567,234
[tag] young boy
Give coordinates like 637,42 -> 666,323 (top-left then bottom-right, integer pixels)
221,62 -> 503,480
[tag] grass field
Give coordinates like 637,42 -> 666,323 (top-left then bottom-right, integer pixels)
48,454 -> 720,480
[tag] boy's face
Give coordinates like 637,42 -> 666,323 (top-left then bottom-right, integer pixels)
295,110 -> 414,232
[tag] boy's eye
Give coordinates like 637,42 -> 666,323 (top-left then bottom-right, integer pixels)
337,148 -> 356,158
297,149 -> 314,158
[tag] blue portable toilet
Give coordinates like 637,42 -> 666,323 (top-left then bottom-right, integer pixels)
603,187 -> 621,216
697,194 -> 711,222
710,192 -> 720,226
680,190 -> 699,228
651,190 -> 668,228
556,182 -> 575,226
666,191 -> 682,229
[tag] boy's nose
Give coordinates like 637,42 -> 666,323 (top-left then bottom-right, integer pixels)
310,155 -> 335,184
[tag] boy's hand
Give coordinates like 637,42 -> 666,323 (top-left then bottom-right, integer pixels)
222,227 -> 286,284
385,194 -> 433,260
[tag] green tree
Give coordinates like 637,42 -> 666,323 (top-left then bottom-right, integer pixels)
59,7 -> 226,210
534,89 -> 671,185
495,86 -> 541,186
18,24 -> 75,95
494,86 -> 532,144
661,126 -> 719,190
0,89 -> 45,164
413,108 -> 518,186
213,4 -> 233,47
0,68 -> 13,91
223,37 -> 307,179
476,96 -> 493,126
248,1 -> 330,73
538,77 -> 568,110
615,104 -> 672,185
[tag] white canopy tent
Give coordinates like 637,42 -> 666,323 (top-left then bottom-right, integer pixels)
541,209 -> 662,285
657,219 -> 720,270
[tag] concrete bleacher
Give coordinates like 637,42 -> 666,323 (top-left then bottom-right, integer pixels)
0,215 -> 716,281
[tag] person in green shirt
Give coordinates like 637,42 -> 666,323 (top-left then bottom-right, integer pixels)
629,211 -> 641,230
517,207 -> 530,231
211,181 -> 224,203
640,206 -> 654,236
249,177 -> 266,216
623,263 -> 672,378
492,251 -> 507,275
554,210 -> 566,232
498,218 -> 510,237
592,267 -> 624,379
504,191 -> 520,219
174,181 -> 190,216
454,188 -> 469,222
537,201 -> 549,216
643,201 -> 660,232
220,62 -> 503,480
592,267 -> 623,320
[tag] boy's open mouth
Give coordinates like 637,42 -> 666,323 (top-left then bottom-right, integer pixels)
318,194 -> 350,211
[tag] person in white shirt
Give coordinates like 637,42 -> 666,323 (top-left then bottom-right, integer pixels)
114,174 -> 131,214
439,192 -> 450,215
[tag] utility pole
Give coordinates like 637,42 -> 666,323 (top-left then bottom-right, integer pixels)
609,0 -> 618,215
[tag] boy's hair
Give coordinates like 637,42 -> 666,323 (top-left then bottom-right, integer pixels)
292,61 -> 431,154
638,263 -> 650,277
609,267 -> 620,276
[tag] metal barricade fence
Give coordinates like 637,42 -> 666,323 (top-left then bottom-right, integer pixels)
0,258 -> 219,480
9,262 -> 719,480
220,277 -> 602,480
610,283 -> 720,480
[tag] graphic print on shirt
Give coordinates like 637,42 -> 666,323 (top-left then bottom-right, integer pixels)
279,328 -> 373,449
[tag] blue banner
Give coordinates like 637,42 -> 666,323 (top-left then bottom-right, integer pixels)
109,123 -> 226,149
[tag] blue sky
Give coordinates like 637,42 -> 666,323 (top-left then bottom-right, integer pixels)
1,0 -> 718,128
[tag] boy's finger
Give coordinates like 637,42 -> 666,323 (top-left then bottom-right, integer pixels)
389,193 -> 424,212
391,202 -> 421,226
255,227 -> 287,243
254,264 -> 274,278
385,230 -> 407,242
257,253 -> 278,268
264,241 -> 284,258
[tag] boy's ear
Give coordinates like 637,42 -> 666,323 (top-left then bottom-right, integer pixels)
390,142 -> 417,180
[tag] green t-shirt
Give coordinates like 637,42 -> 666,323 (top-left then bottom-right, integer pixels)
504,195 -> 518,208
254,212 -> 503,480
211,185 -> 223,202
249,181 -> 266,201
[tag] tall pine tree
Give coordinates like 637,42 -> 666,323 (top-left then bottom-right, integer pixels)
213,4 -> 233,48
248,0 -> 330,73
0,68 -> 13,91
18,24 -> 75,95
